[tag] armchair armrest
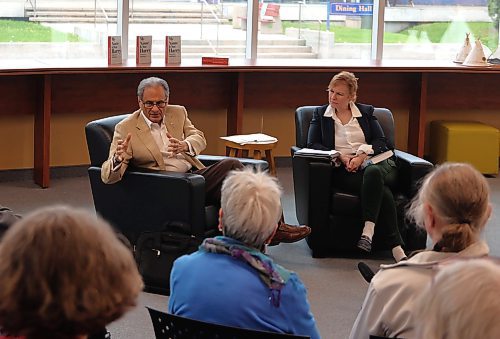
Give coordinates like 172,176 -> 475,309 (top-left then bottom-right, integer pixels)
198,155 -> 269,171
292,156 -> 332,225
290,145 -> 300,156
88,166 -> 209,244
394,150 -> 433,197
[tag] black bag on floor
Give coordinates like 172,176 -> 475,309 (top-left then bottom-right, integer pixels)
134,222 -> 202,296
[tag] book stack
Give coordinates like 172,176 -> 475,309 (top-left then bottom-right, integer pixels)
220,133 -> 277,145
107,36 -> 122,65
165,36 -> 182,64
294,148 -> 340,160
136,35 -> 152,64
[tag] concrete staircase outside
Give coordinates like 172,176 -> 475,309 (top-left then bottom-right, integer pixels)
131,38 -> 316,59
0,38 -> 316,59
25,5 -> 228,25
19,1 -> 317,59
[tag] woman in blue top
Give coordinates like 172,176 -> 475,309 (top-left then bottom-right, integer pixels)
307,71 -> 406,262
168,168 -> 320,339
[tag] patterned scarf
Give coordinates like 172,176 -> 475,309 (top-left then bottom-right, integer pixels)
200,236 -> 292,307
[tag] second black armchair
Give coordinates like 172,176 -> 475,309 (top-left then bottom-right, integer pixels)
292,106 -> 433,257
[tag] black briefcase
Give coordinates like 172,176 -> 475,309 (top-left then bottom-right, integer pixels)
135,223 -> 202,296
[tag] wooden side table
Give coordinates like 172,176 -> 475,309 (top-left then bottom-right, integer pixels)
221,137 -> 278,175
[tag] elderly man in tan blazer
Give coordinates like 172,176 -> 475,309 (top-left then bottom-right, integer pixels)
101,77 -> 310,245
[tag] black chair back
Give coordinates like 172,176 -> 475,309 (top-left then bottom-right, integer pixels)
85,114 -> 130,166
147,307 -> 310,339
294,106 -> 395,149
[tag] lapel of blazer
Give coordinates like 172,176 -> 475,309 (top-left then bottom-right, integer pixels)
135,112 -> 166,170
320,107 -> 335,150
164,108 -> 180,139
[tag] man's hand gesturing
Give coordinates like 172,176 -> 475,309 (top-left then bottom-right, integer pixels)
167,132 -> 188,155
116,133 -> 132,162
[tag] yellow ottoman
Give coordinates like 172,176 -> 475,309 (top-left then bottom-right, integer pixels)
430,121 -> 499,175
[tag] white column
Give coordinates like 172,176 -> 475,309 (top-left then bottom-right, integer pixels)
117,0 -> 130,61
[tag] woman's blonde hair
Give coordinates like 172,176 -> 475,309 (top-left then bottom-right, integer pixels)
407,163 -> 490,252
328,71 -> 358,101
415,259 -> 500,339
0,205 -> 143,339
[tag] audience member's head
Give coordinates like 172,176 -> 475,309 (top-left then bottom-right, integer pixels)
0,205 -> 143,339
219,168 -> 282,248
328,71 -> 358,101
415,259 -> 500,339
407,162 -> 490,252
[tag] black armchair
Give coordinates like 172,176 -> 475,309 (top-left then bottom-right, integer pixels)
292,106 -> 433,257
85,114 -> 268,245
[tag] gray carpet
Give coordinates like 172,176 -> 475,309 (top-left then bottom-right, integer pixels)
1,162 -> 499,339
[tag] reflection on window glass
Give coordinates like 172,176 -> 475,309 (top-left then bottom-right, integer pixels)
256,1 -> 373,59
382,0 -> 498,61
129,0 -> 232,60
0,0 -> 117,59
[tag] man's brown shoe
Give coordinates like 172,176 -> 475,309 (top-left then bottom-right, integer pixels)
269,223 -> 311,246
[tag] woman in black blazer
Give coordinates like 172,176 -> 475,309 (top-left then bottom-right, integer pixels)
307,71 -> 406,262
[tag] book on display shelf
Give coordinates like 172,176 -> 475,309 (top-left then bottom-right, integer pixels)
107,36 -> 122,65
201,56 -> 229,65
136,35 -> 152,64
165,36 -> 181,64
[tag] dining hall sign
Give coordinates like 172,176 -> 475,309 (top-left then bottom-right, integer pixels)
330,3 -> 373,15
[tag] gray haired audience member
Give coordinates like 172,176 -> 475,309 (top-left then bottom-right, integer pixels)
168,168 -> 320,338
0,206 -> 143,339
415,259 -> 500,339
349,163 -> 492,339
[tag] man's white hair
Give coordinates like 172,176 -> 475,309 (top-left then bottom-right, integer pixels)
415,259 -> 500,339
220,168 -> 282,248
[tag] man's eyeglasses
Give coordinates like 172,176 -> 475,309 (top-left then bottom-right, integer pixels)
142,100 -> 167,109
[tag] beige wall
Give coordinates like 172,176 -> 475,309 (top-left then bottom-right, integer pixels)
1,108 -> 499,170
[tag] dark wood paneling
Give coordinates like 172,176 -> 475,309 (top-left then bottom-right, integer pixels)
0,75 -> 38,116
244,72 -> 332,109
427,72 -> 500,109
243,72 -> 415,109
50,72 -> 232,115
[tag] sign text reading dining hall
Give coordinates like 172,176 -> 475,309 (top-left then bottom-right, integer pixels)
330,3 -> 373,16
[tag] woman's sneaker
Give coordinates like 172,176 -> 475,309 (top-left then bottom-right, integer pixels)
357,235 -> 372,252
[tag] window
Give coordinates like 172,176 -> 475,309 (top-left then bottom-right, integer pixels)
1,0 -> 117,60
1,0 -> 497,63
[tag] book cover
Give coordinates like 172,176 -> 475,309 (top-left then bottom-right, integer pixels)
202,56 -> 229,66
107,36 -> 122,65
361,150 -> 394,169
136,35 -> 152,64
165,36 -> 181,64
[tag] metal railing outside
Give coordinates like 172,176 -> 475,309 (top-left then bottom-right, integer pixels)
94,0 -> 111,30
200,0 -> 224,53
